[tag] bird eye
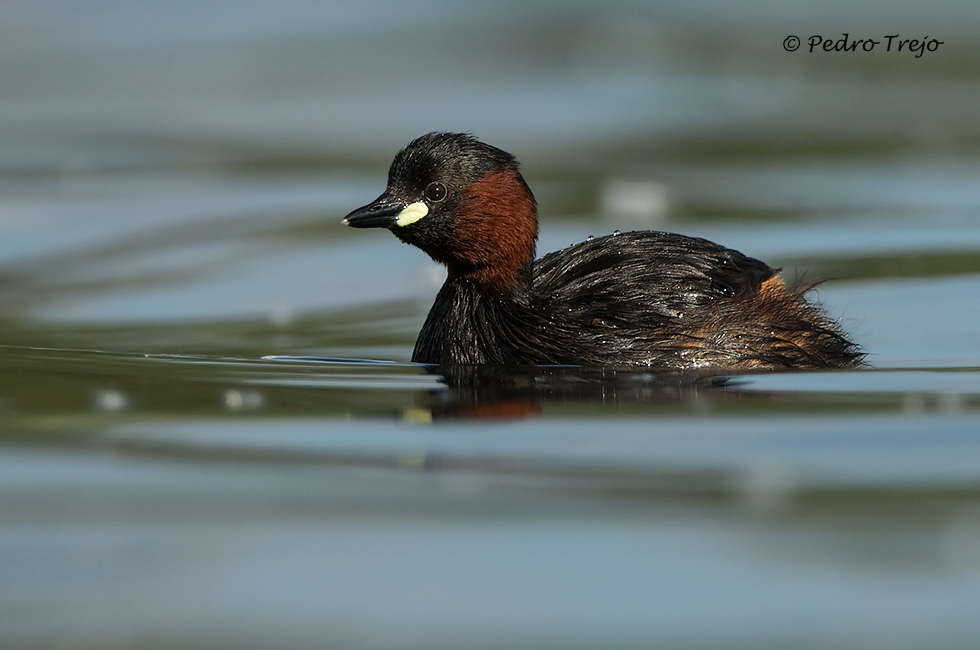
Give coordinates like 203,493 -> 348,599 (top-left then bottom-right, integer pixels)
424,182 -> 447,202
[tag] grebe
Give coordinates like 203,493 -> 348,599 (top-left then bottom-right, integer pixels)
344,132 -> 862,369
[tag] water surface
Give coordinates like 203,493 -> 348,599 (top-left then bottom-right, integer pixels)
2,1 -> 980,648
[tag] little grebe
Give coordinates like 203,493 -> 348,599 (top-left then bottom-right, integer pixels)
344,132 -> 862,369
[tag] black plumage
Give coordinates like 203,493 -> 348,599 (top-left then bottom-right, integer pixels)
413,231 -> 860,368
345,133 -> 863,370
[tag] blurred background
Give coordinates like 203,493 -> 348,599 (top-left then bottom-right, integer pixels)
2,0 -> 979,352
2,1 -> 980,648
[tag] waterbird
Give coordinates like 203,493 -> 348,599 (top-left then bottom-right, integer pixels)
344,132 -> 862,369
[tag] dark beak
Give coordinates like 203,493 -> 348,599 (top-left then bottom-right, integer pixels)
342,192 -> 406,229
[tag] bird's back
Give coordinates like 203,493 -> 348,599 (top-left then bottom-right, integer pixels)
529,231 -> 860,369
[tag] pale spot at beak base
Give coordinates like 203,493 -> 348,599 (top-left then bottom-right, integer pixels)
395,201 -> 429,227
